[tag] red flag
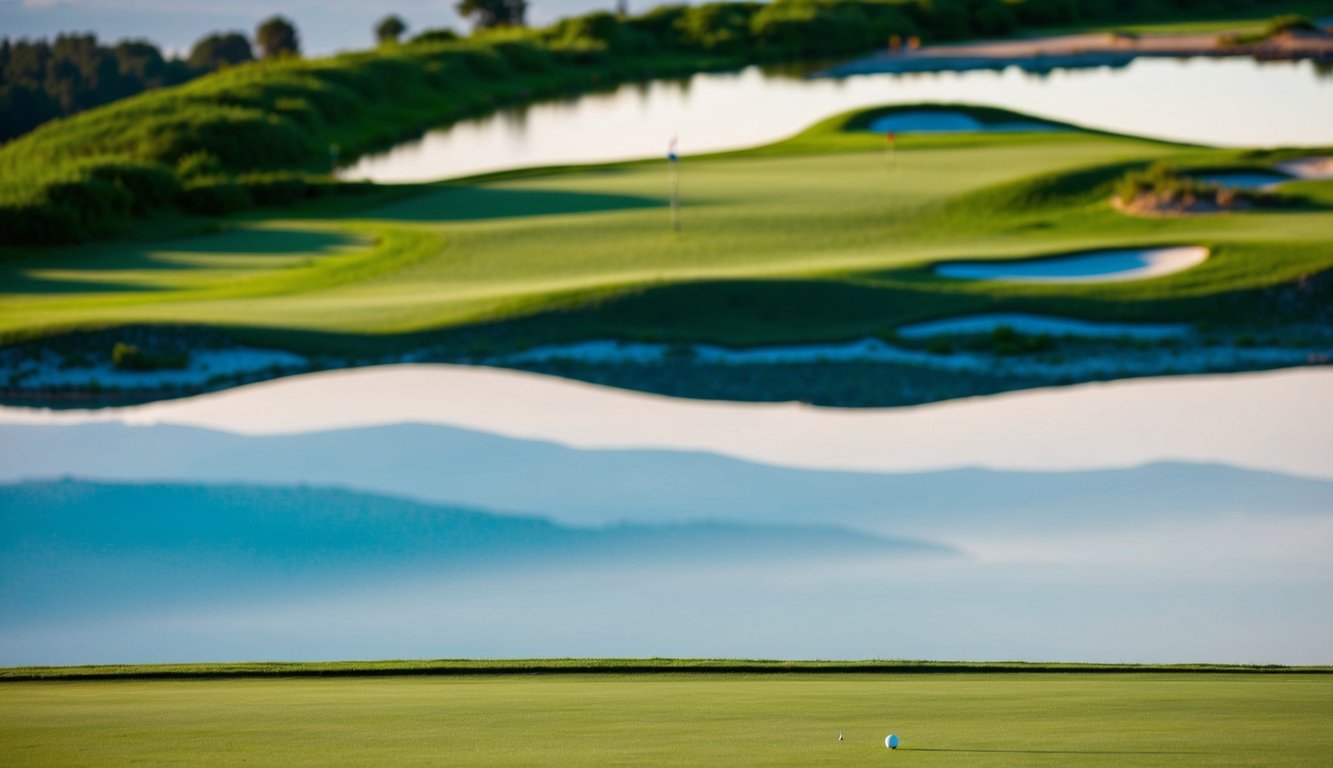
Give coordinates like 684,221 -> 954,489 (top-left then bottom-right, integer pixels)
885,131 -> 896,144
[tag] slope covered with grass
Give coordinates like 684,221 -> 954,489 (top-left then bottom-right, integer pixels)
0,0 -> 1313,246
2,105 -> 1329,349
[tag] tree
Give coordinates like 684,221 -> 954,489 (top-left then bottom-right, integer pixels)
376,15 -> 408,44
114,41 -> 167,85
256,16 -> 301,59
456,0 -> 527,29
187,32 -> 254,71
410,28 -> 460,44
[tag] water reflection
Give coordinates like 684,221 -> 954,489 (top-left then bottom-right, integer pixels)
3,479 -> 1329,665
3,366 -> 1328,479
340,57 -> 1332,183
4,366 -> 1330,665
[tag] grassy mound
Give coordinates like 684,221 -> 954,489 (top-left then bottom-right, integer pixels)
2,0 -> 1318,246
2,103 -> 1330,371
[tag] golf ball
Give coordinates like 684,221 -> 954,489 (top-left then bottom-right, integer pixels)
885,734 -> 900,749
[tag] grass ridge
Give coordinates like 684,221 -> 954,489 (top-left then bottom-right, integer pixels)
5,658 -> 1331,681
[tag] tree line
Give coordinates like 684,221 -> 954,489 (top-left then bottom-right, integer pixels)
0,16 -> 302,143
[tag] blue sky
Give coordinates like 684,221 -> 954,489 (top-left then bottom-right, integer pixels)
0,0 -> 636,55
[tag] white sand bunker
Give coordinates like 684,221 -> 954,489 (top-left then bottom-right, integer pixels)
1192,171 -> 1290,190
935,246 -> 1208,283
897,313 -> 1190,340
1275,156 -> 1333,180
867,111 -> 1063,134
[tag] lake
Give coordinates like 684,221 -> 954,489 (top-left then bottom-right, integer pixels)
3,367 -> 1331,665
341,57 -> 1333,183
5,52 -> 1333,667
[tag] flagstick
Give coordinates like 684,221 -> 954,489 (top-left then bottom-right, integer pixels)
668,136 -> 681,232
669,159 -> 680,232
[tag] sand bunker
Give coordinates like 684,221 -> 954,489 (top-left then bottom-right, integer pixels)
897,313 -> 1190,340
1276,156 -> 1333,180
867,111 -> 1062,134
934,246 -> 1208,283
1192,171 -> 1290,190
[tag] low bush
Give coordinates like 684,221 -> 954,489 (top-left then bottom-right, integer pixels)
989,326 -> 1054,355
1112,162 -> 1289,213
179,177 -> 253,215
111,342 -> 190,371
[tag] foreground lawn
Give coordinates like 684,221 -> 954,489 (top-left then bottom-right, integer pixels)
2,672 -> 1330,767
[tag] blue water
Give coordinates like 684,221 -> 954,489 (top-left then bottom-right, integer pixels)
343,58 -> 1333,183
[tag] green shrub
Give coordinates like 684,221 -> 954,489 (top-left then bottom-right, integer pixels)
44,175 -> 135,238
410,28 -> 461,44
1267,14 -> 1318,35
751,0 -> 879,55
239,173 -> 313,206
679,3 -> 762,53
112,342 -> 190,370
548,38 -> 612,65
177,150 -> 227,180
180,177 -> 253,215
551,12 -> 629,51
627,5 -> 691,48
111,342 -> 142,369
1010,0 -> 1082,25
927,0 -> 973,40
989,326 -> 1054,355
0,200 -> 81,244
973,1 -> 1018,36
82,159 -> 180,214
491,39 -> 556,72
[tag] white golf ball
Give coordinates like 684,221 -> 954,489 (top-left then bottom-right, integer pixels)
885,734 -> 900,749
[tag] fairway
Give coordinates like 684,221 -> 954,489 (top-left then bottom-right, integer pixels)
2,673 -> 1330,767
3,105 -> 1330,353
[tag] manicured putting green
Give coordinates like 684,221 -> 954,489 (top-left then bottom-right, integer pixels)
2,673 -> 1330,767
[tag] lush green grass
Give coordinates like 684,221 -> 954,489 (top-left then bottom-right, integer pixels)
2,105 -> 1329,355
4,1 -> 1324,246
2,672 -> 1330,766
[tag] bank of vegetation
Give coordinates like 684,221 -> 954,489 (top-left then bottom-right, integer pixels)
0,16 -> 305,144
4,657 -> 1328,681
0,0 -> 1307,247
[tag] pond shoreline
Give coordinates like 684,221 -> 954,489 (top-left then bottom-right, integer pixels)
3,331 -> 1328,410
823,28 -> 1333,77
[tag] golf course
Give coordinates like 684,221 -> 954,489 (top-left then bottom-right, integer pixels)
3,101 -> 1330,405
3,666 -> 1331,767
4,2 -> 1333,764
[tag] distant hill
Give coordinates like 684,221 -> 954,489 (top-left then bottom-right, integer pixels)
0,479 -> 941,622
3,422 -> 1331,537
